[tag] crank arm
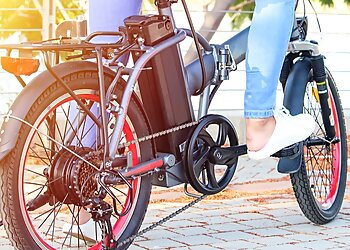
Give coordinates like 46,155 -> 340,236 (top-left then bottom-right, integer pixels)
305,137 -> 340,147
208,144 -> 247,165
103,154 -> 175,185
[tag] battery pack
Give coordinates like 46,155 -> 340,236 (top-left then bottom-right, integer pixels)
124,15 -> 193,161
124,15 -> 174,46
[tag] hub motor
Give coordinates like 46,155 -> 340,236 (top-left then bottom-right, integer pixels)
48,147 -> 100,205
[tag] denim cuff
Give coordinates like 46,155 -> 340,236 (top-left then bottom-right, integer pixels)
244,109 -> 274,118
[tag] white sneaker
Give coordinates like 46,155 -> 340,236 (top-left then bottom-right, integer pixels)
248,108 -> 316,160
63,219 -> 102,242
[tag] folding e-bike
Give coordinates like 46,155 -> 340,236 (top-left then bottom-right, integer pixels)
0,0 -> 347,249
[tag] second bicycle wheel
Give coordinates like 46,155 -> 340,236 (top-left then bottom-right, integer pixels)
291,68 -> 347,224
0,65 -> 153,249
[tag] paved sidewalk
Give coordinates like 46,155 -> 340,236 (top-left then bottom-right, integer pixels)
0,156 -> 349,249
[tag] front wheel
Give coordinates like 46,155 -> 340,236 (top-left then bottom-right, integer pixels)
291,68 -> 347,224
0,69 -> 153,249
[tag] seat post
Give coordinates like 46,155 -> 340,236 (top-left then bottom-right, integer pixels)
156,0 -> 178,29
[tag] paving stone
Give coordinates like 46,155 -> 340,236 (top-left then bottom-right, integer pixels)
248,235 -> 298,246
204,222 -> 251,232
0,246 -> 14,250
244,227 -> 295,237
0,157 -> 349,250
141,228 -> 182,240
226,212 -> 271,221
169,226 -> 213,236
273,214 -> 310,225
209,231 -> 257,241
0,230 -> 8,238
166,212 -> 203,220
172,234 -> 219,246
329,236 -> 350,246
215,239 -> 263,249
229,205 -> 268,213
292,239 -> 344,250
135,238 -> 187,249
195,208 -> 236,217
320,218 -> 350,228
281,223 -> 326,234
163,219 -> 204,228
260,207 -> 301,217
237,218 -> 288,229
282,232 -> 330,242
255,244 -> 312,250
321,229 -> 350,238
189,215 -> 234,225
186,245 -> 218,250
129,244 -> 147,250
260,202 -> 301,212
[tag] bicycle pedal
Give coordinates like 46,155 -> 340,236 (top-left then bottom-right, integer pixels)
272,143 -> 301,158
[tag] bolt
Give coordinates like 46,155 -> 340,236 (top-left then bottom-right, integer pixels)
158,174 -> 165,182
216,152 -> 223,160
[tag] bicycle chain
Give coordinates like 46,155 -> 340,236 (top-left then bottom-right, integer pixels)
108,120 -> 208,249
117,120 -> 199,149
115,194 -> 207,249
7,113 -> 207,247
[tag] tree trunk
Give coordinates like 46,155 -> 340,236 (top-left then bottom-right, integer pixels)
184,0 -> 236,64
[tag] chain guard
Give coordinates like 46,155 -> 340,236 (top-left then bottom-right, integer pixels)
184,115 -> 239,195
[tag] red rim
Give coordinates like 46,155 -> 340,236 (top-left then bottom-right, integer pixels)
20,93 -> 139,249
321,88 -> 341,207
306,84 -> 342,209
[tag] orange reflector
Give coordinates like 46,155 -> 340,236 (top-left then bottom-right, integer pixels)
1,56 -> 40,76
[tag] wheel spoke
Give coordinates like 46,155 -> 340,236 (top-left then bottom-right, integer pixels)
25,168 -> 46,178
61,103 -> 84,147
28,148 -> 50,167
12,90 -> 148,249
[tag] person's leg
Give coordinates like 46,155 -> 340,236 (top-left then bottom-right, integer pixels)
244,0 -> 315,159
88,0 -> 142,44
63,0 -> 142,241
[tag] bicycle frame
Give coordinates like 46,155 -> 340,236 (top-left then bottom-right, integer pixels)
0,0 -> 331,174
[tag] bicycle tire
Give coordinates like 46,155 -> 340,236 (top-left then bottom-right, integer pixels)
0,69 -> 153,249
291,67 -> 347,224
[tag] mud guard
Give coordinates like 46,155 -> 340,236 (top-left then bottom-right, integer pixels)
0,61 -> 116,161
277,57 -> 312,173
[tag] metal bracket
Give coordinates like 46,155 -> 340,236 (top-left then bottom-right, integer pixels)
288,40 -> 320,56
212,44 -> 237,82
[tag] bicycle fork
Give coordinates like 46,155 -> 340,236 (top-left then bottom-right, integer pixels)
286,40 -> 336,141
311,53 -> 336,140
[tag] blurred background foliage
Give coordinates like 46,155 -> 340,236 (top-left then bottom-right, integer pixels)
0,0 -> 85,41
0,0 -> 349,43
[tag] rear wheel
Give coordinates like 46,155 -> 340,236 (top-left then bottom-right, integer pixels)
0,70 -> 153,249
291,68 -> 347,224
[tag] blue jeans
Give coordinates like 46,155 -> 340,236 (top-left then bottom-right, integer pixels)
244,0 -> 295,118
88,0 -> 142,43
87,0 -> 294,120
71,0 -> 142,147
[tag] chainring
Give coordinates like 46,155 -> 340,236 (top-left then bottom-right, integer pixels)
184,114 -> 239,195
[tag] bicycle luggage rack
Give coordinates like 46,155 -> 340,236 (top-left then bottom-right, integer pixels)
0,31 -> 129,87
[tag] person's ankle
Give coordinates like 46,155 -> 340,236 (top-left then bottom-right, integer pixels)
246,117 -> 275,151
